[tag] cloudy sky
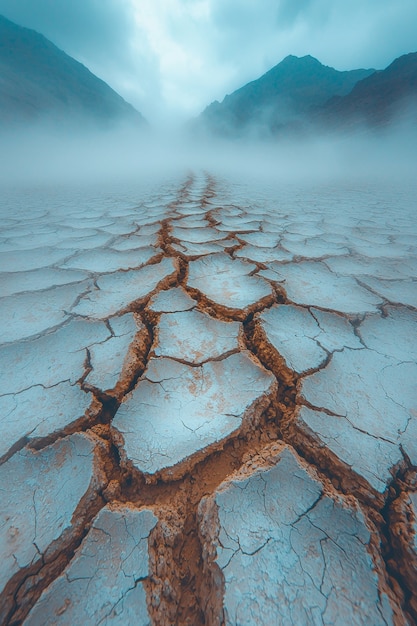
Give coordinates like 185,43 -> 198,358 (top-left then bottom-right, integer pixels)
0,0 -> 416,123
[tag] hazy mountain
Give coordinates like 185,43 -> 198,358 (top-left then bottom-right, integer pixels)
317,52 -> 417,129
0,14 -> 145,128
197,55 -> 375,136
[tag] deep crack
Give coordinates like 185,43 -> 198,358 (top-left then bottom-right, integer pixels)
1,172 -> 415,626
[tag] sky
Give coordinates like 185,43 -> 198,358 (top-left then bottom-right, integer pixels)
0,0 -> 416,124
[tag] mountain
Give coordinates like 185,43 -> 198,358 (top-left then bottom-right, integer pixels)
0,14 -> 145,128
197,55 -> 375,136
317,52 -> 417,129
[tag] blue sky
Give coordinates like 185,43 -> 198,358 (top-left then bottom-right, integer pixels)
0,0 -> 416,122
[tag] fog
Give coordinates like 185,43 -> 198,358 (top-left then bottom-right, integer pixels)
1,116 -> 417,194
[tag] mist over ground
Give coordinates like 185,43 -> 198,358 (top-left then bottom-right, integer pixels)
1,119 -> 417,192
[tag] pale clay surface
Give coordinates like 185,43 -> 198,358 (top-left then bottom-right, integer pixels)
0,381 -> 91,459
0,434 -> 103,595
187,253 -> 273,311
258,304 -> 361,373
199,446 -> 393,626
85,313 -> 142,391
259,260 -> 382,314
113,352 -> 275,475
153,309 -> 240,363
148,286 -> 196,312
72,257 -> 177,319
299,307 -> 417,492
25,506 -> 157,626
0,174 -> 416,623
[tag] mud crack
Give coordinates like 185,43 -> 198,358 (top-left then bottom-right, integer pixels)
1,172 -> 415,626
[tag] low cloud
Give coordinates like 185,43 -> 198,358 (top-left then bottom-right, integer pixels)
1,117 -> 416,191
0,0 -> 416,122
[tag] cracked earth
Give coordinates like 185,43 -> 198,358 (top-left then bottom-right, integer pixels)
1,172 -> 416,625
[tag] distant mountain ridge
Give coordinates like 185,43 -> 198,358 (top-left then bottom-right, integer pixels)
199,55 -> 375,135
318,52 -> 417,129
0,14 -> 145,128
197,52 -> 417,136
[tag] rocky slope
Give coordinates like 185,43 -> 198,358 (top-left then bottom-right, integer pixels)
0,14 -> 145,128
197,52 -> 417,137
198,54 -> 374,136
318,51 -> 417,129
